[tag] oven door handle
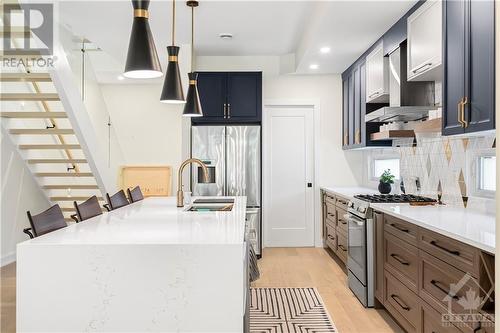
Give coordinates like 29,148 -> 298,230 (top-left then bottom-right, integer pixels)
344,213 -> 365,226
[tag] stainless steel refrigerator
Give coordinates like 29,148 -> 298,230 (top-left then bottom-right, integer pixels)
191,125 -> 262,256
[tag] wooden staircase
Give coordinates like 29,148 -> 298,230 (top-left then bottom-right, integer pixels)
1,66 -> 106,222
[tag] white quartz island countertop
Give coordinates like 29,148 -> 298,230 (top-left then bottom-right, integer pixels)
17,196 -> 249,332
321,186 -> 495,254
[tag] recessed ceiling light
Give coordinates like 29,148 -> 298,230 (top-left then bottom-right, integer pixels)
219,33 -> 233,40
309,64 -> 319,70
117,75 -> 125,81
320,47 -> 331,54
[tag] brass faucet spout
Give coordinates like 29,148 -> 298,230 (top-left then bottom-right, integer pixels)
177,158 -> 209,207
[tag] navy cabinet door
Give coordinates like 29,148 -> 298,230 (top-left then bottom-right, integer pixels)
226,72 -> 262,122
443,0 -> 467,135
353,66 -> 362,146
466,0 -> 495,132
348,72 -> 355,146
342,78 -> 349,148
359,63 -> 367,145
196,72 -> 227,120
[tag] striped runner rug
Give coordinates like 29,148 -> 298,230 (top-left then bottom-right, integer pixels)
250,287 -> 337,333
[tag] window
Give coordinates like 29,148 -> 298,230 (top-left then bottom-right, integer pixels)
478,156 -> 496,192
372,158 -> 400,180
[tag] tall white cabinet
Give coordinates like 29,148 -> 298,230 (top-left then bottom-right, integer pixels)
365,43 -> 389,103
407,0 -> 442,81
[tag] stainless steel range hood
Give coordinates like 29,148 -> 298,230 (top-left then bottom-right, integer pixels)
365,41 -> 435,123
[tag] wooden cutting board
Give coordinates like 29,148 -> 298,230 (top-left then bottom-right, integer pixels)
121,166 -> 172,197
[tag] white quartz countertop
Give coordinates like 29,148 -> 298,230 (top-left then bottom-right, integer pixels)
320,186 -> 495,253
321,186 -> 378,198
371,203 -> 495,254
19,196 -> 247,246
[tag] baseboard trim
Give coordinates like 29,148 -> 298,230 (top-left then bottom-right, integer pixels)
1,251 -> 16,267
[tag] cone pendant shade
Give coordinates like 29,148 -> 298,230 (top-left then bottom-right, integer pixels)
160,47 -> 184,103
182,72 -> 202,117
124,0 -> 163,79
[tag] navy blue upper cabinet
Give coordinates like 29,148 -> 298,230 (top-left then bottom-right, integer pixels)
227,72 -> 262,121
196,72 -> 227,120
443,0 -> 495,135
193,72 -> 262,124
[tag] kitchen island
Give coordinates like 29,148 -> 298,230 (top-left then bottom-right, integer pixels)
17,196 -> 248,332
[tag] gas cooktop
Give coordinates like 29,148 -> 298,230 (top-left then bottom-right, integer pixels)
353,194 -> 437,203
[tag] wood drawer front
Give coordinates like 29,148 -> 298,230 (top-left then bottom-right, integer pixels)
384,270 -> 420,333
335,196 -> 349,210
419,229 -> 480,278
419,251 -> 480,320
325,202 -> 337,225
384,231 -> 419,292
384,214 -> 419,246
336,207 -> 348,235
336,232 -> 348,264
324,192 -> 336,205
421,301 -> 463,333
325,223 -> 337,251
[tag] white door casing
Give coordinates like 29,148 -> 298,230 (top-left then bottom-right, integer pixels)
263,105 -> 314,247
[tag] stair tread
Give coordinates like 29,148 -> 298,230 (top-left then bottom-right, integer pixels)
0,73 -> 51,82
10,128 -> 74,135
0,93 -> 60,101
19,144 -> 81,149
35,172 -> 94,177
42,185 -> 98,189
1,112 -> 67,118
51,196 -> 104,201
27,159 -> 87,164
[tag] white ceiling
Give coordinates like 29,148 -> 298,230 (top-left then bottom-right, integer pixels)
59,0 -> 417,82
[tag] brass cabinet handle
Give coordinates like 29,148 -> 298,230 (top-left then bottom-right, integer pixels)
461,96 -> 468,128
355,129 -> 361,144
338,244 -> 347,252
343,133 -> 348,146
390,223 -> 409,233
457,98 -> 465,128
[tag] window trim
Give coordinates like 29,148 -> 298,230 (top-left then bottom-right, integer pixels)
468,148 -> 495,199
369,154 -> 401,183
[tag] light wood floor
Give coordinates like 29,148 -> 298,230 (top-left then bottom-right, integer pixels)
1,248 -> 401,332
253,248 -> 402,333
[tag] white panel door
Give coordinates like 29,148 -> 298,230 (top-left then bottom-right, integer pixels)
264,107 -> 314,247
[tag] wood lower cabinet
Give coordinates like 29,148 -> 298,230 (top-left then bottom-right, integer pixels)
374,211 -> 385,303
384,270 -> 420,333
321,190 -> 349,269
376,212 -> 495,333
385,231 -> 419,293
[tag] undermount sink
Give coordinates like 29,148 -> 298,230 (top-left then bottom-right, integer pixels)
192,198 -> 235,204
185,204 -> 234,212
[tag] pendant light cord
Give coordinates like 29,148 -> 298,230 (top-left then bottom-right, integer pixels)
191,5 -> 194,72
172,0 -> 176,46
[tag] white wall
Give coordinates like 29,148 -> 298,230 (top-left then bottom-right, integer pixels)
100,84 -> 185,193
1,130 -> 50,266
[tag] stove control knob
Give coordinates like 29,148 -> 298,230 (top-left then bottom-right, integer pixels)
358,207 -> 366,213
348,202 -> 354,208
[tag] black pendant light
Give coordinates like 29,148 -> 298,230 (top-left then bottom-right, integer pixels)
160,0 -> 185,103
182,0 -> 202,117
124,0 -> 163,79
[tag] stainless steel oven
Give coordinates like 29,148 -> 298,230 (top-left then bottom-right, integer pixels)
346,199 -> 374,307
